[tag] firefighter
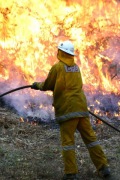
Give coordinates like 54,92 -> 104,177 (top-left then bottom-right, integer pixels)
31,40 -> 110,180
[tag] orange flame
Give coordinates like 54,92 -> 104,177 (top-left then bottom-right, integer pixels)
0,0 -> 119,98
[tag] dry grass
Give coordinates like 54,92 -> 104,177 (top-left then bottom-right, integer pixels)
0,107 -> 119,180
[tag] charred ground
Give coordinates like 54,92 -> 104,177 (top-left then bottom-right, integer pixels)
0,107 -> 120,180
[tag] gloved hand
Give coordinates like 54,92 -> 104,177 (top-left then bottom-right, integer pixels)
31,82 -> 41,90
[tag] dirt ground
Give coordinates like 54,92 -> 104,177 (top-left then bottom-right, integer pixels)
0,107 -> 120,180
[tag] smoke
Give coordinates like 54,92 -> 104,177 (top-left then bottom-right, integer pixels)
101,37 -> 120,79
3,90 -> 55,122
86,91 -> 120,113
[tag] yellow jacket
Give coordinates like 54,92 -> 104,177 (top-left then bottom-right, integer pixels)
39,50 -> 89,123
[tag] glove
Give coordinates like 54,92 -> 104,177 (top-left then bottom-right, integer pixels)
31,82 -> 41,90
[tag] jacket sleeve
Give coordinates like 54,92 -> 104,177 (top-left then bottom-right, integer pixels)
39,65 -> 57,91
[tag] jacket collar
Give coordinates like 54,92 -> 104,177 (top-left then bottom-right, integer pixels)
57,50 -> 75,66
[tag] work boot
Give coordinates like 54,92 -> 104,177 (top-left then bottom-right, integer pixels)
98,165 -> 111,178
62,174 -> 79,180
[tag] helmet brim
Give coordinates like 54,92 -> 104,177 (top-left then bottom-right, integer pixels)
58,47 -> 75,56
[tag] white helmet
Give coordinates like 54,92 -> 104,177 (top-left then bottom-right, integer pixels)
58,40 -> 75,55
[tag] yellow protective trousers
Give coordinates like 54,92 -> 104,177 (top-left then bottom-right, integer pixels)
59,117 -> 108,174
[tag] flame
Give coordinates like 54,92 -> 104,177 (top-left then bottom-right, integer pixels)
20,117 -> 24,122
0,0 -> 120,119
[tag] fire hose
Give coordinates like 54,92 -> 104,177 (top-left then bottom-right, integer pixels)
0,85 -> 32,98
0,85 -> 120,133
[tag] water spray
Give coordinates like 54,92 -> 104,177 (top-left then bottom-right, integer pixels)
0,85 -> 119,133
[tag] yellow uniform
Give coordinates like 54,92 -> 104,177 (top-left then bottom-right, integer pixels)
32,49 -> 109,175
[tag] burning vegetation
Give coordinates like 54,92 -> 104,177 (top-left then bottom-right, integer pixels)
0,0 -> 120,122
